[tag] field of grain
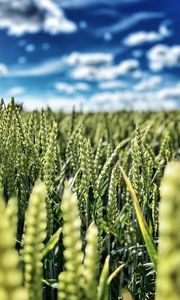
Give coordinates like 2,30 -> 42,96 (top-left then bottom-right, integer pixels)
0,99 -> 180,300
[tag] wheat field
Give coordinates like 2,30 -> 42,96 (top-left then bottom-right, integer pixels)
0,99 -> 180,300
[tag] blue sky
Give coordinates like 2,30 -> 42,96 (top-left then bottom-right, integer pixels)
0,0 -> 180,111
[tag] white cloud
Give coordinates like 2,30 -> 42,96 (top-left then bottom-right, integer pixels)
72,59 -> 140,80
155,84 -> 180,100
147,44 -> 180,71
162,101 -> 178,110
75,82 -> 89,91
99,80 -> 127,89
116,59 -> 139,75
47,98 -> 85,112
124,24 -> 171,46
134,76 -> 162,91
71,66 -> 98,80
91,92 -> 123,105
55,82 -> 75,94
0,63 -> 8,76
10,52 -> 113,77
6,51 -> 139,81
21,99 -> 47,111
43,12 -> 76,34
12,81 -> 180,112
12,58 -> 66,77
130,99 -> 177,111
96,12 -> 164,36
67,52 -> 113,67
0,0 -> 77,36
55,82 -> 90,94
8,87 -> 25,96
89,85 -> 180,111
21,96 -> 86,112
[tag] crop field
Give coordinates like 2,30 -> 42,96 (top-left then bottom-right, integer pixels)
0,99 -> 180,300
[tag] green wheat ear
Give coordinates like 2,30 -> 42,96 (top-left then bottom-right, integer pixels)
58,181 -> 84,300
0,196 -> 28,300
97,256 -> 110,300
6,197 -> 18,244
58,182 -> 109,300
23,180 -> 47,300
156,161 -> 180,300
107,163 -> 119,226
84,222 -> 98,300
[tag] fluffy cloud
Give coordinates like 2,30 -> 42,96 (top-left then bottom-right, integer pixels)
5,50 -> 141,82
12,58 -> 66,76
11,52 -> 113,77
0,63 -> 8,76
134,76 -> 162,91
90,91 -> 132,105
47,98 -> 85,112
155,84 -> 180,100
147,44 -> 180,71
89,85 -> 180,111
12,52 -> 139,80
72,59 -> 140,80
12,81 -> 180,112
0,0 -> 77,36
55,82 -> 76,94
21,96 -> 86,112
55,82 -> 89,94
75,82 -> 90,91
124,24 -> 171,46
115,59 -> 139,75
99,80 -> 127,89
8,87 -> 25,96
66,52 -> 113,67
